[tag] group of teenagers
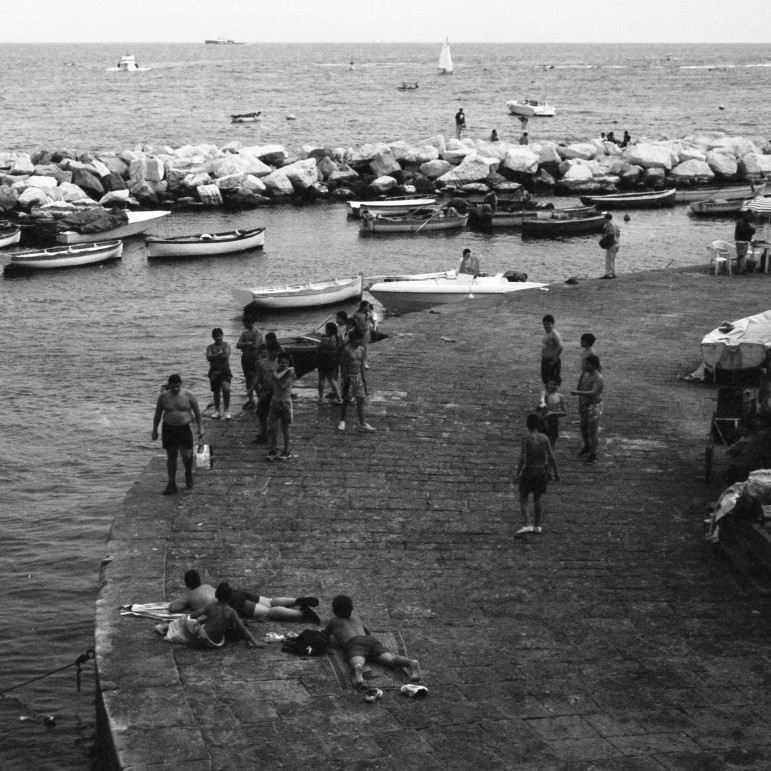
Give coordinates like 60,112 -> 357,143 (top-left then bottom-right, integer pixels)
514,315 -> 604,536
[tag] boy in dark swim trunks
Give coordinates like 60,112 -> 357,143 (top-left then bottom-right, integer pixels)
323,594 -> 422,687
206,327 -> 232,420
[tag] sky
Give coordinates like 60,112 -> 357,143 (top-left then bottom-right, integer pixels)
1,0 -> 770,44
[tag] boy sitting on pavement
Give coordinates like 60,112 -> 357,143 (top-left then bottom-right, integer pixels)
323,594 -> 422,688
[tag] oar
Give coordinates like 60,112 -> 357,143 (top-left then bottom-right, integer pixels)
414,208 -> 442,235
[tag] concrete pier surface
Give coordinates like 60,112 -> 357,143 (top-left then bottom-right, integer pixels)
96,266 -> 771,770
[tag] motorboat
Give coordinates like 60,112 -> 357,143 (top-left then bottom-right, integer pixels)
368,271 -> 547,313
364,270 -> 457,288
701,311 -> 771,372
117,55 -> 139,72
232,274 -> 363,310
205,38 -> 244,45
675,183 -> 768,203
346,196 -> 437,218
360,211 -> 468,235
0,224 -> 22,248
57,210 -> 171,244
231,112 -> 262,123
579,188 -> 676,209
145,227 -> 265,259
506,99 -> 555,118
4,240 -> 123,273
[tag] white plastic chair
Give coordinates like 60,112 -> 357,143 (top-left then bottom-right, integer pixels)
710,240 -> 736,275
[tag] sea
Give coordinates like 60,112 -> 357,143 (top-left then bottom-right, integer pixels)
0,41 -> 770,769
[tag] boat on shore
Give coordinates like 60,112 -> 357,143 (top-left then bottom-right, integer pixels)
701,311 -> 771,372
347,196 -> 437,218
145,226 -> 265,259
0,224 -> 21,248
4,240 -> 123,273
360,210 -> 467,235
364,270 -> 457,289
675,183 -> 767,203
368,271 -> 547,313
579,188 -> 676,209
521,212 -> 605,238
232,273 -> 363,310
506,99 -> 555,117
57,210 -> 171,244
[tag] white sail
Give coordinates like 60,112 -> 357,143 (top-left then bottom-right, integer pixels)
438,39 -> 453,74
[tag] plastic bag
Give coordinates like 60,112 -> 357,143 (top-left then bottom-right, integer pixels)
194,444 -> 211,470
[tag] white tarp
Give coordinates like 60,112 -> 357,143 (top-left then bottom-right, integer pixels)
701,311 -> 771,370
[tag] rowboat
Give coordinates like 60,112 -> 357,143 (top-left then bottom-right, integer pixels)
688,197 -> 753,217
0,224 -> 21,248
521,213 -> 606,238
675,183 -> 768,203
280,329 -> 389,378
232,273 -> 363,310
231,112 -> 261,123
368,272 -> 547,314
347,196 -> 437,218
579,189 -> 676,209
360,211 -> 468,235
57,210 -> 171,244
473,204 -> 595,230
4,240 -> 123,272
701,311 -> 771,372
145,226 -> 265,259
506,99 -> 555,117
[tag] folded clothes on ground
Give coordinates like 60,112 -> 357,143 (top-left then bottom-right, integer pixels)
120,602 -> 184,621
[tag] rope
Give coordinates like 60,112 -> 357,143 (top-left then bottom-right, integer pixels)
0,649 -> 95,696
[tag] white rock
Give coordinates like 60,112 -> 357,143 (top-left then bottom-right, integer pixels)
197,184 -> 224,206
388,141 -> 411,161
261,169 -> 295,195
419,159 -> 453,179
328,167 -> 360,183
281,158 -> 319,190
755,155 -> 771,174
316,157 -> 339,180
129,157 -> 165,182
706,150 -> 738,178
623,143 -> 673,170
232,151 -> 272,177
708,136 -> 760,157
442,146 -> 474,165
437,154 -> 500,185
669,159 -> 715,182
90,159 -> 111,178
215,174 -> 246,190
560,143 -> 599,161
368,176 -> 398,194
537,143 -> 562,165
501,147 -> 540,175
240,174 -> 267,193
26,175 -> 58,189
424,135 -> 447,155
561,164 -> 595,182
221,141 -> 243,153
402,145 -> 440,165
11,154 -> 35,175
182,172 -> 212,188
207,158 -> 245,178
676,143 -> 707,163
17,186 -> 48,207
370,149 -> 402,178
738,154 -> 763,179
99,190 -> 132,205
59,182 -> 90,202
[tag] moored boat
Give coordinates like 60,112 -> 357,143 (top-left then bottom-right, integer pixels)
4,240 -> 123,272
472,204 -> 594,230
688,197 -> 754,217
232,273 -> 363,310
506,99 -> 555,117
346,196 -> 437,218
521,213 -> 606,238
675,183 -> 768,203
360,211 -> 468,235
231,112 -> 261,123
57,210 -> 171,244
579,188 -> 676,209
368,271 -> 547,314
0,224 -> 22,248
145,226 -> 265,259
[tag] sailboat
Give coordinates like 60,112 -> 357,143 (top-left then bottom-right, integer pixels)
438,38 -> 453,75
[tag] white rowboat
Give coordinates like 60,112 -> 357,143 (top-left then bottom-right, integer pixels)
347,197 -> 437,218
145,227 -> 265,259
6,240 -> 123,271
675,183 -> 768,203
57,210 -> 171,244
0,225 -> 21,248
232,274 -> 364,310
360,212 -> 468,235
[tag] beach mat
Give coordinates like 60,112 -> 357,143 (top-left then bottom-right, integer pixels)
326,631 -> 419,691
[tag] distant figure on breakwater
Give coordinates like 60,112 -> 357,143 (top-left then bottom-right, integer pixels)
734,210 -> 755,275
152,374 -> 203,496
519,131 -> 529,145
455,107 -> 466,139
490,129 -> 499,142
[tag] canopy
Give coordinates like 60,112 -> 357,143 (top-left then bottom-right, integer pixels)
701,310 -> 771,370
741,196 -> 771,217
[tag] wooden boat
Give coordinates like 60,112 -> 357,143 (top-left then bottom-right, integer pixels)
280,328 -> 389,378
360,211 -> 468,235
579,188 -> 676,209
701,311 -> 771,372
368,272 -> 547,314
231,111 -> 261,123
4,240 -> 123,272
688,197 -> 753,217
145,226 -> 265,259
471,204 -> 593,230
364,270 -> 457,288
232,274 -> 363,310
0,224 -> 21,248
347,196 -> 437,218
438,39 -> 453,74
57,210 -> 171,244
521,213 -> 606,238
675,183 -> 768,203
506,99 -> 555,117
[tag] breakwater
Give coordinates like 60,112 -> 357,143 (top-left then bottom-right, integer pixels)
1,132 -> 770,221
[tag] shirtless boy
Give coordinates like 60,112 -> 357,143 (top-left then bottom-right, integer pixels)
323,594 -> 421,687
338,330 -> 375,433
266,352 -> 296,461
152,374 -> 203,495
540,314 -> 564,386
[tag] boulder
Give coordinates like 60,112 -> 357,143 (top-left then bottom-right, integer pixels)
58,182 -> 90,202
225,189 -> 268,209
755,155 -> 771,175
128,179 -> 159,205
437,154 -> 500,185
460,183 -> 492,196
738,154 -> 764,180
89,159 -> 112,178
197,184 -> 224,206
316,156 -> 339,180
17,186 -> 48,208
387,141 -> 411,162
33,164 -> 72,184
669,159 -> 715,183
675,142 -> 707,163
327,166 -> 360,183
220,141 -> 243,154
561,163 -> 595,184
245,145 -> 288,167
368,176 -> 398,194
99,190 -> 132,206
101,172 -> 128,193
234,151 -> 272,176
623,143 -> 673,170
708,136 -> 761,157
560,143 -> 598,161
281,158 -> 319,190
25,175 -> 58,189
0,185 -> 18,211
207,158 -> 245,178
501,147 -> 540,175
215,174 -> 246,191
182,172 -> 212,189
706,150 -> 738,179
402,145 -> 440,165
10,154 -> 35,175
643,167 -> 666,186
261,169 -> 294,196
533,167 -> 557,191
424,135 -> 447,155
71,168 -> 104,198
240,174 -> 267,194
129,156 -> 165,182
420,159 -> 453,179
442,146 -> 474,165
369,149 -> 402,178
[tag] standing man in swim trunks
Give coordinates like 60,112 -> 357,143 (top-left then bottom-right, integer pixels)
206,327 -> 232,420
152,374 -> 203,496
338,329 -> 375,433
571,353 -> 604,465
540,314 -> 563,387
236,315 -> 263,409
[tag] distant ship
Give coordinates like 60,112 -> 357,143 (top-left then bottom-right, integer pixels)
205,38 -> 244,45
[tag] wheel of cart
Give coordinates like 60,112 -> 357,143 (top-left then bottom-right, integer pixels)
704,384 -> 760,483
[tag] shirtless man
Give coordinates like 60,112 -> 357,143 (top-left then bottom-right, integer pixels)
206,327 -> 232,420
323,594 -> 421,688
152,374 -> 203,495
540,314 -> 564,387
458,248 -> 480,277
235,315 -> 263,408
338,330 -> 375,433
169,569 -> 321,624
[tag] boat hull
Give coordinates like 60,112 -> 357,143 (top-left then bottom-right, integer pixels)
368,273 -> 547,313
347,197 -> 437,218
145,227 -> 265,258
579,189 -> 676,209
6,240 -> 123,271
57,211 -> 171,244
521,214 -> 606,238
0,225 -> 21,248
701,311 -> 771,371
506,100 -> 555,117
232,274 -> 363,310
688,198 -> 750,217
675,183 -> 767,203
360,213 -> 468,234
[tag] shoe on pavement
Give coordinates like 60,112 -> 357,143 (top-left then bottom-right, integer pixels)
364,687 -> 383,703
224,410 -> 231,420
162,483 -> 178,496
515,525 -> 534,535
587,454 -> 599,464
266,450 -> 278,462
277,450 -> 292,461
358,423 -> 376,433
185,470 -> 194,489
211,410 -> 221,419
534,526 -> 542,533
400,684 -> 428,699
338,421 -> 346,432
578,446 -> 590,457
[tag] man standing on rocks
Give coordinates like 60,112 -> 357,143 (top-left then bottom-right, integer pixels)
600,212 -> 620,279
455,107 -> 466,139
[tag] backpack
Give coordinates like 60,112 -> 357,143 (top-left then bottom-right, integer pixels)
281,629 -> 329,657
